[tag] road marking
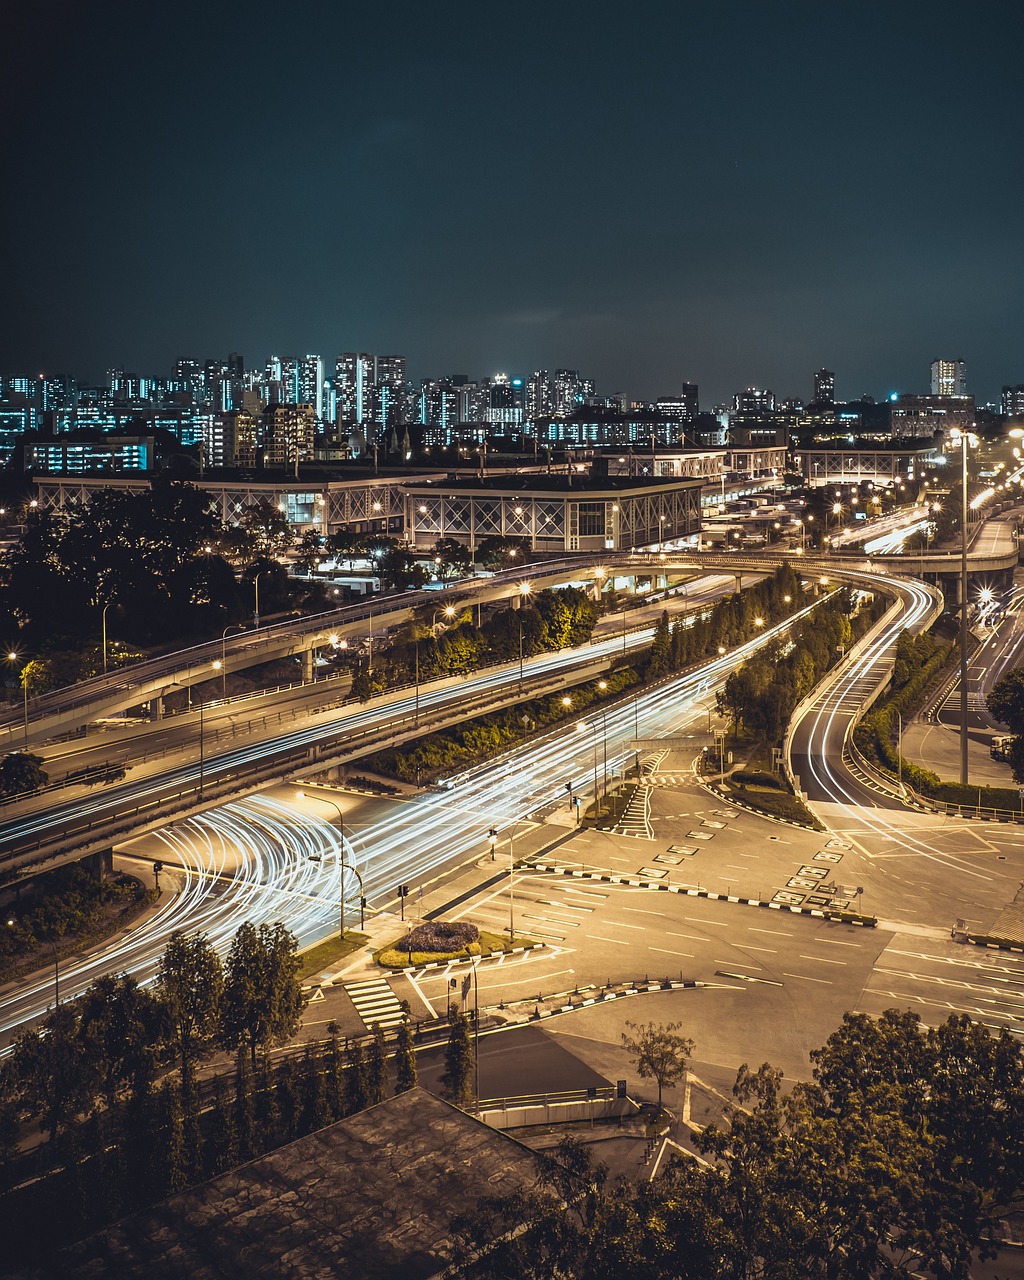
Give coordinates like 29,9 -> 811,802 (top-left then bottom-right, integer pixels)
818,938 -> 862,947
620,906 -> 669,917
749,927 -> 792,936
742,945 -> 777,953
479,968 -> 578,990
799,954 -> 847,966
649,946 -> 694,958
404,972 -> 437,1017
606,921 -> 644,930
668,931 -> 707,941
684,916 -> 729,927
783,972 -> 832,985
587,934 -> 630,946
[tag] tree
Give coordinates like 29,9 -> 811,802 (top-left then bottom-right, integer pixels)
238,499 -> 293,555
157,930 -> 223,1081
644,611 -> 672,680
0,751 -> 48,798
622,1020 -> 693,1113
11,1002 -> 100,1148
77,971 -> 166,1107
366,1025 -> 387,1105
988,668 -> 1024,733
474,535 -> 531,570
345,1041 -> 369,1114
294,529 -> 326,576
221,921 -> 305,1067
394,1019 -> 418,1094
441,1008 -> 475,1107
432,536 -> 472,579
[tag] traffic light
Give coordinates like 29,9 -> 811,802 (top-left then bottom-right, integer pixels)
565,780 -> 573,792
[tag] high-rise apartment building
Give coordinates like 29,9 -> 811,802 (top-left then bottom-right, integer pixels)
1002,386 -> 1024,419
525,370 -> 551,420
263,403 -> 315,470
813,369 -> 835,404
373,355 -> 406,430
930,358 -> 966,397
335,353 -> 375,425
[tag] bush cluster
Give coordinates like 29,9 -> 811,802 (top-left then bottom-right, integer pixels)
396,921 -> 479,953
855,631 -> 1022,811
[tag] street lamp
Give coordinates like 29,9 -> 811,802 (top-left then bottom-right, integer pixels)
950,426 -> 979,786
7,652 -> 28,747
296,790 -> 365,934
101,602 -> 113,674
220,624 -> 246,698
517,582 -> 532,692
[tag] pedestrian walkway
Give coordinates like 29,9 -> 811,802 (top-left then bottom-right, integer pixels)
605,784 -> 654,839
343,976 -> 406,1031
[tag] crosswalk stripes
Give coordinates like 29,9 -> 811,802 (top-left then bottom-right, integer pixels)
608,784 -> 654,838
343,977 -> 406,1030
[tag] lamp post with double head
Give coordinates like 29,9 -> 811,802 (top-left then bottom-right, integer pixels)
950,426 -> 978,786
297,790 -> 365,935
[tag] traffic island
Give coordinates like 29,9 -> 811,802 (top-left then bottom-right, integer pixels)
375,920 -> 540,970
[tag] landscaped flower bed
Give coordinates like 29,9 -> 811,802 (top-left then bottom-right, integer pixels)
375,922 -> 535,968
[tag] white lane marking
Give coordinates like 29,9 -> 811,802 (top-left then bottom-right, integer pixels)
783,972 -> 832,984
404,972 -> 437,1017
587,934 -> 630,946
649,947 -> 695,958
799,954 -> 847,966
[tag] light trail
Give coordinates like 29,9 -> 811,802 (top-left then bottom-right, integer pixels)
0,577 -> 811,1043
792,573 -> 1005,881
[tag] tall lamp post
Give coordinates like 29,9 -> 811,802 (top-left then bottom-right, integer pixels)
951,427 -> 978,786
517,582 -> 532,693
7,653 -> 29,747
253,572 -> 262,628
297,790 -> 365,935
220,624 -> 246,699
101,602 -> 113,674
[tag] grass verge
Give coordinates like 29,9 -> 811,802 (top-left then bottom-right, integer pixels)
725,782 -> 825,830
298,931 -> 369,980
375,927 -> 537,969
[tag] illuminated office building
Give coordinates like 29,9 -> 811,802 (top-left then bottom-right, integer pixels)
930,358 -> 966,397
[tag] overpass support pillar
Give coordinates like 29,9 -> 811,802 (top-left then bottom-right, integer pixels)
150,695 -> 163,721
82,848 -> 113,880
735,573 -> 743,594
301,647 -> 314,681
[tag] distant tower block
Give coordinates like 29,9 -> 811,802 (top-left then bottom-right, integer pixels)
930,358 -> 966,397
813,368 -> 835,404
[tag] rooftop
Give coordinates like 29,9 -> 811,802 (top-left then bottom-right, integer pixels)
48,1088 -> 544,1280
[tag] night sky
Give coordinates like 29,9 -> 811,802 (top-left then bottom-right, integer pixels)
2,0 -> 1022,406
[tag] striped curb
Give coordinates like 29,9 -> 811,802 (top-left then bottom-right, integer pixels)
966,936 -> 1024,955
530,979 -> 698,1020
531,863 -> 876,927
391,941 -> 546,976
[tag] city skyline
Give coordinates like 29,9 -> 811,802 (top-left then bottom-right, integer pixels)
2,1 -> 1022,407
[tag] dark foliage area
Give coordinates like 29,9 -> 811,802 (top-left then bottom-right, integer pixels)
447,1010 -> 1024,1280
